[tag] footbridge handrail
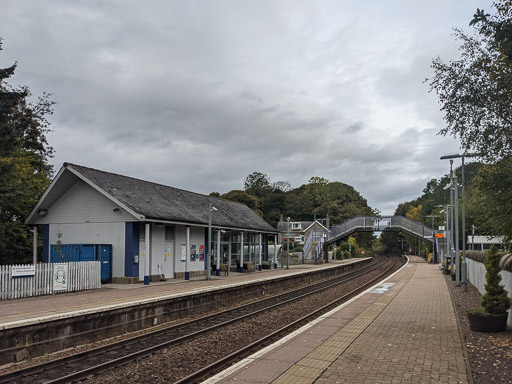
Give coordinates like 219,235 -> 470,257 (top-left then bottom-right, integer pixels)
327,215 -> 433,246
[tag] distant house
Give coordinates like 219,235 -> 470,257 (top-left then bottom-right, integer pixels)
277,219 -> 329,261
26,163 -> 278,283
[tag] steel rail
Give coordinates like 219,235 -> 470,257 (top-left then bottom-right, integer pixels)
176,257 -> 399,384
0,256 -> 390,384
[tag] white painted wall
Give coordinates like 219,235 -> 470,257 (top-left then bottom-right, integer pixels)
49,222 -> 125,278
467,258 -> 512,326
174,225 -> 206,273
138,224 -> 175,280
37,179 -> 135,224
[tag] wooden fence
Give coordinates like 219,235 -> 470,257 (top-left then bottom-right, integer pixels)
0,261 -> 101,300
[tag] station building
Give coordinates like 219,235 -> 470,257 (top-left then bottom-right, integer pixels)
25,163 -> 278,283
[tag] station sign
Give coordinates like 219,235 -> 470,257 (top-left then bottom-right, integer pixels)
11,265 -> 35,278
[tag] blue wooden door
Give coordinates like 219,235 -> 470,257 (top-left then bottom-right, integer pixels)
97,245 -> 112,283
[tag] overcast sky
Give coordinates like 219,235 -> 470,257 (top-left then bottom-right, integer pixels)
0,0 -> 492,215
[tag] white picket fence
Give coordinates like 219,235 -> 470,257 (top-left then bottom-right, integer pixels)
0,261 -> 101,300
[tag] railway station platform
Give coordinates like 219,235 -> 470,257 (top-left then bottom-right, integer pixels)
205,256 -> 469,384
0,258 -> 366,331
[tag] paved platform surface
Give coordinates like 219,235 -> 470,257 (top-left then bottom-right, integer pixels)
206,256 -> 469,384
0,259 -> 365,329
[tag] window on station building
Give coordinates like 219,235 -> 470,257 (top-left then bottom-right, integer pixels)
292,222 -> 301,230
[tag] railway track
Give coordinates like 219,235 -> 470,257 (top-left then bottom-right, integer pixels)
1,256 -> 401,384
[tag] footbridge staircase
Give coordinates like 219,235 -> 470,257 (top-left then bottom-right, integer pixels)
326,215 -> 434,247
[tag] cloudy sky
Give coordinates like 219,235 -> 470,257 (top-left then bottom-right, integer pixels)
0,0 -> 492,215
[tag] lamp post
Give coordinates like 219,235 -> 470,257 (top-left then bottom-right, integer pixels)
426,214 -> 439,263
454,174 -> 460,286
207,203 -> 218,280
441,152 -> 479,291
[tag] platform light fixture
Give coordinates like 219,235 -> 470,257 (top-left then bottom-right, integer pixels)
440,152 -> 480,292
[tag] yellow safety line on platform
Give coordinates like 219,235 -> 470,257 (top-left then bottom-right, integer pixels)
272,263 -> 417,384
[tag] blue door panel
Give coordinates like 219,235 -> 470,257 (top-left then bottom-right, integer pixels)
80,245 -> 96,261
98,245 -> 112,283
50,244 -> 80,262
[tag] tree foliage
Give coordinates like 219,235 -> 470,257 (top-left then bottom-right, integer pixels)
243,171 -> 272,198
428,1 -> 512,161
389,162 -> 484,253
0,40 -> 55,264
466,157 -> 512,244
221,171 -> 374,230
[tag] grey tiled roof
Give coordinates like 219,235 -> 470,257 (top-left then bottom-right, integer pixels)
276,221 -> 314,232
66,163 -> 277,233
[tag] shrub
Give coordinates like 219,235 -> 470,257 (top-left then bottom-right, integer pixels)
481,246 -> 511,315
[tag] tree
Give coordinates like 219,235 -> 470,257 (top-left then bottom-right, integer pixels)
0,40 -> 55,264
272,180 -> 292,192
467,157 -> 512,245
220,190 -> 260,213
243,171 -> 272,198
428,1 -> 512,161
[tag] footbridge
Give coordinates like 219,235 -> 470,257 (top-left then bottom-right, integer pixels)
326,215 -> 433,247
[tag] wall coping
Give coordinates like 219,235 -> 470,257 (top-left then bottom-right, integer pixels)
465,250 -> 512,272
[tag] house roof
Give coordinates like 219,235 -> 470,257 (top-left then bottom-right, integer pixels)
276,221 -> 314,233
276,220 -> 330,233
27,163 -> 277,233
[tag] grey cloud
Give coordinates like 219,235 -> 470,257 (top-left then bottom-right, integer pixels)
1,0 -> 492,216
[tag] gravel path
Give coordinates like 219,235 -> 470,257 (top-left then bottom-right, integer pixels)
445,273 -> 512,384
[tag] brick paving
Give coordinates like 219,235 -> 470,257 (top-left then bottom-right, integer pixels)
315,259 -> 468,384
208,257 -> 469,384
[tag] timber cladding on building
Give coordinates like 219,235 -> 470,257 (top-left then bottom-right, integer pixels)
25,163 -> 278,283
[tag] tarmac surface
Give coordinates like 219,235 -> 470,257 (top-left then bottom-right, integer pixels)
205,256 -> 469,384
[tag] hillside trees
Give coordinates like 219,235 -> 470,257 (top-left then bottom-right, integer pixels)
219,172 -> 374,229
0,40 -> 55,264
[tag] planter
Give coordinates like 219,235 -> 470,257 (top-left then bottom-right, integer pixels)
467,311 -> 508,333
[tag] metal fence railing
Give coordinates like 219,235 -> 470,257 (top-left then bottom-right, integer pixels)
327,215 -> 433,245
